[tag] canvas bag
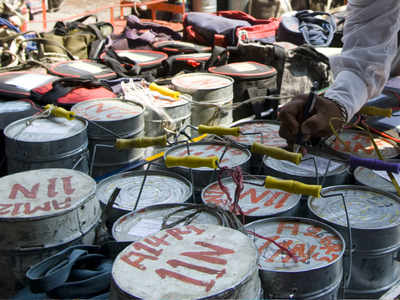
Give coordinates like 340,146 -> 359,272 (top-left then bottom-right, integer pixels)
183,11 -> 281,47
235,41 -> 332,104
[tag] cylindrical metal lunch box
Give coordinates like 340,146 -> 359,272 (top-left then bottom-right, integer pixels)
308,185 -> 400,299
110,224 -> 261,300
245,217 -> 345,300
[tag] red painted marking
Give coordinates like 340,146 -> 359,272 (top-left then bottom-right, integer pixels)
11,202 -> 23,216
319,236 -> 342,255
312,253 -> 339,263
167,259 -> 226,278
282,243 -> 305,263
121,251 -> 159,271
24,201 -> 51,215
266,240 -> 293,263
266,192 -> 291,209
155,268 -> 215,292
205,145 -> 224,152
181,241 -> 234,265
241,188 -> 271,204
277,222 -> 299,236
166,225 -> 205,240
62,176 -> 75,195
0,204 -> 12,215
52,197 -> 72,210
47,178 -> 58,198
144,234 -> 170,247
304,225 -> 323,238
9,183 -> 39,199
134,242 -> 163,257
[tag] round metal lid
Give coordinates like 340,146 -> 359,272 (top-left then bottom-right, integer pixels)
147,87 -> 189,108
209,62 -> 277,80
308,186 -> 400,229
263,154 -> 347,177
96,170 -> 192,212
229,120 -> 287,148
0,168 -> 96,219
152,40 -> 211,53
174,53 -> 212,60
4,116 -> 86,142
112,203 -> 222,242
111,50 -> 168,67
172,72 -> 234,91
324,130 -> 400,159
112,224 -> 258,299
166,142 -> 251,170
0,100 -> 38,129
71,98 -> 143,121
354,166 -> 397,193
49,60 -> 116,79
202,175 -> 301,217
244,218 -> 344,272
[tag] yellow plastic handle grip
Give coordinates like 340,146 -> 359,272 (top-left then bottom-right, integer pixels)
197,125 -> 240,137
264,176 -> 321,197
45,104 -> 75,120
251,143 -> 302,164
359,106 -> 392,118
165,155 -> 218,169
149,82 -> 180,100
115,136 -> 167,149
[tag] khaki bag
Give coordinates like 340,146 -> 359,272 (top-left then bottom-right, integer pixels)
39,15 -> 113,60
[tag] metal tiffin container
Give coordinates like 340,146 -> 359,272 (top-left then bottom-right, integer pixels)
245,217 -> 345,300
263,153 -> 350,186
171,72 -> 234,131
110,224 -> 262,300
353,161 -> 400,194
71,98 -> 145,178
96,170 -> 193,227
49,59 -> 117,79
4,114 -> 89,174
324,129 -> 400,159
0,168 -> 100,297
201,175 -> 302,222
163,141 -> 251,195
112,203 -> 237,242
308,185 -> 400,299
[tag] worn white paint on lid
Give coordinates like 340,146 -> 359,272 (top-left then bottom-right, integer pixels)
229,121 -> 287,148
172,73 -> 234,90
325,130 -> 400,159
202,176 -> 301,217
245,219 -> 344,272
4,73 -> 55,91
112,224 -> 258,300
0,168 -> 96,219
354,166 -> 398,193
264,154 -> 346,177
5,117 -> 86,142
112,204 -> 221,242
96,172 -> 192,211
71,99 -> 143,121
167,143 -> 250,170
67,61 -> 108,74
309,187 -> 400,229
116,50 -> 167,64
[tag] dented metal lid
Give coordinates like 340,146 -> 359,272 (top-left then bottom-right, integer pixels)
5,116 -> 86,142
245,218 -> 344,272
264,154 -> 347,177
112,224 -> 258,300
202,175 -> 301,217
112,203 -> 222,242
0,168 -> 96,219
309,186 -> 400,229
96,170 -> 192,212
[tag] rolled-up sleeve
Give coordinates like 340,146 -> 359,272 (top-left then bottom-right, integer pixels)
324,0 -> 400,121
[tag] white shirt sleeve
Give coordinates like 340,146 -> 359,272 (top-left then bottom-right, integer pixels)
324,0 -> 400,121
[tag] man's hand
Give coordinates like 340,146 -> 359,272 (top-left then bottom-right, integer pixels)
278,94 -> 345,145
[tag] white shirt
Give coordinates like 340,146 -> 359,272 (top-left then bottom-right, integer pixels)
324,0 -> 400,121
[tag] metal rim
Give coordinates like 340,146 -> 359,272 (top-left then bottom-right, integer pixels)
171,72 -> 234,91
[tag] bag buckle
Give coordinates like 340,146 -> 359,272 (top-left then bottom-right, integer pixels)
237,30 -> 249,44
